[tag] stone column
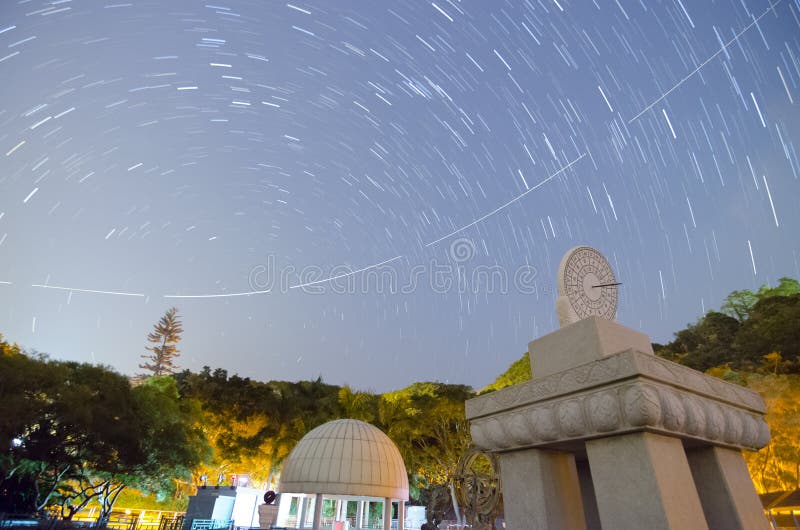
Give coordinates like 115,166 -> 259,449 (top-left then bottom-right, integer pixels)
586,432 -> 709,530
311,493 -> 323,530
498,448 -> 586,530
576,459 -> 601,530
383,498 -> 392,530
355,501 -> 364,529
686,446 -> 770,530
397,500 -> 405,530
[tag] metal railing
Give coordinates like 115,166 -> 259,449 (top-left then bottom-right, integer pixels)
188,520 -> 232,530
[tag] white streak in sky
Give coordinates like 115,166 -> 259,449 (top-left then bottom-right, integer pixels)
431,3 -> 454,22
493,49 -> 511,70
0,52 -> 20,63
517,169 -> 529,190
23,188 -> 39,203
598,85 -> 614,112
628,0 -> 782,123
290,255 -> 405,289
675,0 -> 695,28
292,26 -> 315,37
747,240 -> 757,276
31,284 -> 145,297
164,289 -> 272,299
662,109 -> 677,139
286,3 -> 311,14
762,175 -> 779,227
777,66 -> 793,103
53,107 -> 75,119
425,153 -> 585,247
465,52 -> 483,72
586,187 -> 597,213
6,140 -> 25,156
750,92 -> 767,127
686,196 -> 696,228
658,270 -> 666,300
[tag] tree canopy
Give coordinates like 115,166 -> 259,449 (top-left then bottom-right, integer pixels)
657,278 -> 800,373
0,348 -> 209,516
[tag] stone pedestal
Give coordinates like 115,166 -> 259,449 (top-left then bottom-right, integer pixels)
586,432 -> 708,530
498,448 -> 586,530
686,446 -> 769,530
258,504 -> 279,529
466,317 -> 770,530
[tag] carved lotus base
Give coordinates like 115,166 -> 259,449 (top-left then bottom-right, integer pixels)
467,349 -> 769,453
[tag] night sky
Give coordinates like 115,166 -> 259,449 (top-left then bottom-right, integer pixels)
1,0 -> 798,392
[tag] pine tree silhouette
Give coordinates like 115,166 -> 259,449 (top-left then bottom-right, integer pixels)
139,307 -> 183,377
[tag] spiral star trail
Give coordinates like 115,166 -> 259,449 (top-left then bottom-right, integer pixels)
1,0 -> 798,390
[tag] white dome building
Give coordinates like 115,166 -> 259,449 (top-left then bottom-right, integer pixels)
276,419 -> 409,530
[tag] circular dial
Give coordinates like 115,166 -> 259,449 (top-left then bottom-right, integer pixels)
558,246 -> 618,321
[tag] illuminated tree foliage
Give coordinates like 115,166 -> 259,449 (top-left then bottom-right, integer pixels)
174,371 -> 474,503
480,353 -> 531,393
742,374 -> 800,492
379,383 -> 473,495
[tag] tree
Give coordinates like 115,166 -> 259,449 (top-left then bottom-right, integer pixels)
1,355 -> 139,514
140,308 -> 183,377
73,376 -> 210,524
379,383 -> 474,497
734,294 -> 800,369
480,353 -> 531,393
1,346 -> 209,517
760,352 -> 792,376
757,277 -> 800,299
721,288 -> 759,322
666,311 -> 741,372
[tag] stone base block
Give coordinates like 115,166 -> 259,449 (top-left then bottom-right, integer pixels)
586,432 -> 709,530
686,446 -> 770,530
529,316 -> 653,379
498,448 -> 586,530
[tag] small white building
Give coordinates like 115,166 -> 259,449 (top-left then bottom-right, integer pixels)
277,419 -> 409,530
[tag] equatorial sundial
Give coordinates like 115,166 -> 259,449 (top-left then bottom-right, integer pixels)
556,246 -> 620,327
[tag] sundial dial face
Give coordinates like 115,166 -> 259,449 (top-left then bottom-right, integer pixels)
557,246 -> 618,326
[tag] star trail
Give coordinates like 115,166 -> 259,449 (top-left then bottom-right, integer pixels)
1,0 -> 798,390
